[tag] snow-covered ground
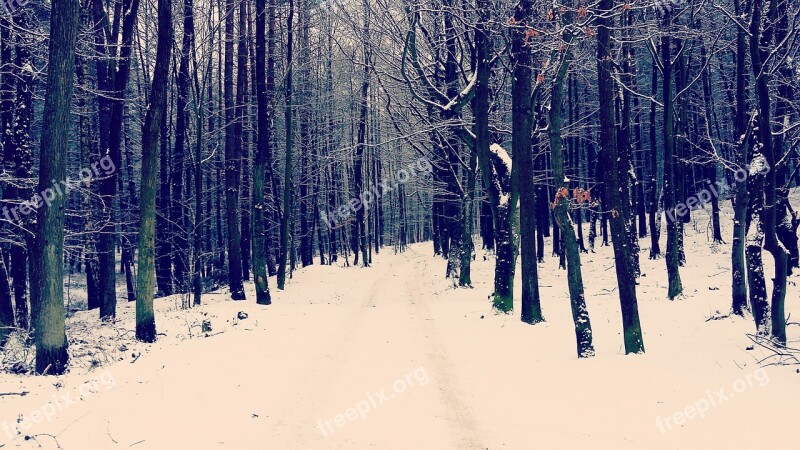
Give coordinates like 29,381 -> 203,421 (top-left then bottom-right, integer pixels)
1,203 -> 799,449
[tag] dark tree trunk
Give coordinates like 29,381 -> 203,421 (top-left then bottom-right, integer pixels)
277,0 -> 295,289
325,23 -> 338,264
185,0 -> 202,307
253,0 -> 274,305
731,0 -> 750,316
619,11 -> 640,278
700,43 -> 723,244
476,0 -> 515,312
0,16 -> 13,329
156,96 -> 173,296
224,0 -> 246,300
648,59 -> 662,258
98,0 -> 143,320
597,0 -> 645,354
661,16 -> 683,300
10,12 -> 33,331
548,6 -> 593,355
0,256 -> 12,344
480,198 -> 494,251
172,0 -> 194,294
299,0 -> 313,267
750,0 -> 787,344
238,0 -> 252,282
353,0 -> 371,268
137,0 -> 173,343
747,204 -> 770,333
34,0 -> 80,375
459,150 -> 477,287
512,0 -> 542,324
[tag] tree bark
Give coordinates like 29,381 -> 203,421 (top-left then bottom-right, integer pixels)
548,10 -> 593,356
597,0 -> 645,354
224,0 -> 246,299
512,0 -> 543,324
137,0 -> 173,343
661,15 -> 683,300
277,0 -> 295,289
253,0 -> 274,305
34,0 -> 80,374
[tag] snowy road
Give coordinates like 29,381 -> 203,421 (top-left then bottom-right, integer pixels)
2,232 -> 800,449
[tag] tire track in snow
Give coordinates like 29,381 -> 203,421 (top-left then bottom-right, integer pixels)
269,255 -> 416,447
404,252 -> 485,449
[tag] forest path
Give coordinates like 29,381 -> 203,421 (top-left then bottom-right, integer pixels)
263,248 -> 484,449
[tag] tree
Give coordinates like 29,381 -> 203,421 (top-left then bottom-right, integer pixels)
277,0 -> 295,289
34,0 -> 80,375
730,0 -> 750,317
224,0 -> 246,300
9,9 -> 32,332
95,0 -> 144,320
660,9 -> 683,300
596,0 -> 644,354
475,0 -> 516,313
253,0 -> 275,305
749,0 -> 788,344
547,3 -> 593,357
172,0 -> 195,294
136,0 -> 174,342
353,0 -> 371,268
511,0 -> 543,324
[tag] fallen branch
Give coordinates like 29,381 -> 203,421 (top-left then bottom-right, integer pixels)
705,311 -> 730,322
27,433 -> 63,450
746,333 -> 800,367
0,391 -> 28,397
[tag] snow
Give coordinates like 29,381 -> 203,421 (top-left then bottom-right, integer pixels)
489,143 -> 512,174
498,193 -> 510,207
441,72 -> 477,112
1,199 -> 799,449
749,153 -> 769,176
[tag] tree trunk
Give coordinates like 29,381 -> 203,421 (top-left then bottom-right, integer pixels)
731,0 -> 750,317
238,0 -> 252,282
0,16 -> 13,332
34,0 -> 80,374
648,59 -> 662,258
277,0 -> 295,289
749,0 -> 787,344
172,0 -> 194,294
512,0 -> 542,324
597,0 -> 645,354
10,12 -> 32,331
224,0 -> 246,300
353,0 -> 371,268
549,10 -> 593,356
253,0 -> 274,305
0,257 -> 12,345
661,16 -> 683,300
136,0 -> 173,343
98,0 -> 143,320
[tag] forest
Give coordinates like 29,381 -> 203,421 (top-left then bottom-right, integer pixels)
0,0 -> 799,448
